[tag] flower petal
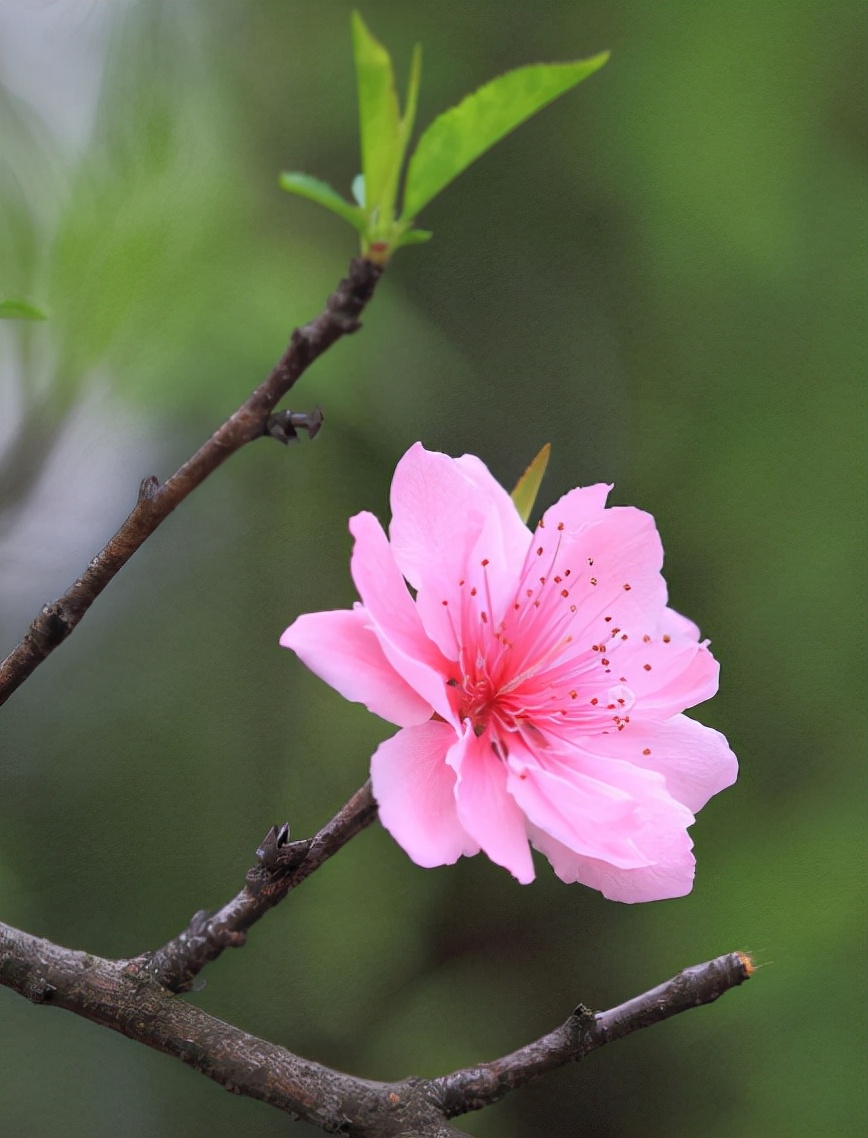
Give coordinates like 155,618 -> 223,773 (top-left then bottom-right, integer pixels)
608,624 -> 720,718
590,713 -> 738,812
280,607 -> 433,727
540,483 -> 612,531
372,721 -> 479,867
450,727 -> 536,883
505,743 -> 653,868
564,505 -> 667,618
518,504 -> 668,665
454,452 -> 531,566
389,443 -> 489,590
524,743 -> 697,901
529,823 -> 696,902
660,606 -> 702,642
349,510 -> 454,721
390,444 -> 531,659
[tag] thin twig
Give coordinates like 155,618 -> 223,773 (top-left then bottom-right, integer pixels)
432,952 -> 754,1117
0,257 -> 382,707
0,923 -> 751,1137
146,781 -> 378,992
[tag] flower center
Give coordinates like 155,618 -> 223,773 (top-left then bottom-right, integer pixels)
440,528 -> 644,750
458,674 -> 498,737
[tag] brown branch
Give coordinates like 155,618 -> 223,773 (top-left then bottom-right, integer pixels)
146,781 -> 378,992
1,922 -> 751,1136
0,921 -> 468,1138
0,257 -> 383,708
432,951 -> 754,1118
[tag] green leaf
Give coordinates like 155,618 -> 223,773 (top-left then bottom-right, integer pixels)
394,227 -> 433,248
399,44 -> 423,158
279,173 -> 366,232
511,443 -> 551,523
402,53 -> 610,219
0,298 -> 47,320
351,10 -> 402,218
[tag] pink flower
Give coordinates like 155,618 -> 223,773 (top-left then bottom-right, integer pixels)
281,443 -> 737,902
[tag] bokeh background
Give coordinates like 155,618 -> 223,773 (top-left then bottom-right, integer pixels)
1,2 -> 866,1135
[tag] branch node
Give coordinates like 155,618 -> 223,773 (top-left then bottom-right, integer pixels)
256,823 -> 289,867
264,409 -> 324,445
30,604 -> 70,651
217,929 -> 247,949
274,838 -> 313,870
329,311 -> 362,335
571,1003 -> 595,1024
138,475 -> 162,504
24,975 -> 57,1003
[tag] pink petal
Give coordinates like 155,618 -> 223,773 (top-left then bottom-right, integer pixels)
454,452 -> 531,566
591,714 -> 738,812
389,444 -> 489,591
450,727 -> 536,884
527,505 -> 668,648
540,483 -> 612,531
504,743 -> 653,868
371,721 -> 479,868
349,511 -> 454,722
389,445 -> 531,659
529,823 -> 696,902
660,606 -> 702,641
280,607 -> 433,728
550,748 -> 696,834
523,746 -> 698,901
415,500 -> 531,659
613,631 -> 720,718
465,502 -> 532,631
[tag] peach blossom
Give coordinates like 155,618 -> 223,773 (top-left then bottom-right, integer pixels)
281,444 -> 736,901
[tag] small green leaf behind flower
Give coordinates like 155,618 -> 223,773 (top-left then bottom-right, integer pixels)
0,299 -> 47,320
511,443 -> 551,524
280,11 -> 608,263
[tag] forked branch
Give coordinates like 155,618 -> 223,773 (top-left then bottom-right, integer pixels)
0,257 -> 382,707
0,923 -> 752,1137
147,781 -> 378,992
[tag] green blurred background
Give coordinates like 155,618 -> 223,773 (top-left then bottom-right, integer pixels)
1,2 -> 865,1135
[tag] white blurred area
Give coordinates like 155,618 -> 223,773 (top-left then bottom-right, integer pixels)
0,0 -> 161,654
0,0 -> 122,154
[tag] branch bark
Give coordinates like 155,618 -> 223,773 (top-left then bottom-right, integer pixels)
146,781 -> 378,992
0,257 -> 382,707
0,921 -> 468,1138
432,951 -> 754,1117
0,922 -> 751,1137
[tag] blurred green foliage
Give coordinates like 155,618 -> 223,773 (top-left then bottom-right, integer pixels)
1,2 -> 866,1136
